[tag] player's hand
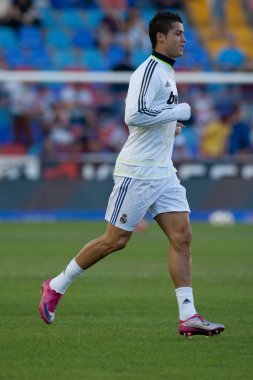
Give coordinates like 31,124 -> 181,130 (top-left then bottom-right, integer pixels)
174,103 -> 191,121
175,122 -> 185,137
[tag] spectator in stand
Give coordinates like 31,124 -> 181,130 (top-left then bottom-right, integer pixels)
97,9 -> 129,68
245,0 -> 253,16
97,108 -> 128,153
27,85 -> 57,155
100,8 -> 122,34
3,81 -> 35,149
0,0 -> 11,24
228,105 -> 252,155
124,7 -> 150,51
42,102 -> 76,158
2,0 -> 41,30
215,34 -> 247,71
200,111 -> 231,157
59,83 -> 94,108
191,89 -> 216,129
96,8 -> 123,62
208,0 -> 228,39
58,83 -> 97,152
113,18 -> 132,56
173,115 -> 199,160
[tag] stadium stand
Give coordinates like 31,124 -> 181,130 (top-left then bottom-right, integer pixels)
186,0 -> 253,65
0,0 -> 252,159
0,0 -> 210,71
0,0 -> 251,72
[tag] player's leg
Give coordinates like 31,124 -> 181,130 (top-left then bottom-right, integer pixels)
155,211 -> 224,336
75,222 -> 132,269
150,173 -> 225,336
39,223 -> 132,324
51,222 -> 132,291
155,211 -> 196,313
39,176 -> 147,324
155,211 -> 192,287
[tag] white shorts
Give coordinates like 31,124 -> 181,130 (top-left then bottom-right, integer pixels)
105,173 -> 190,231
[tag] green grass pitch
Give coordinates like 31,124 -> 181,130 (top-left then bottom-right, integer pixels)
0,221 -> 253,380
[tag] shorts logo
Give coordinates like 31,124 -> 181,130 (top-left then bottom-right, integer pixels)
120,214 -> 127,224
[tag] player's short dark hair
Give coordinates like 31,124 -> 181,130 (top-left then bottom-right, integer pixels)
149,10 -> 183,48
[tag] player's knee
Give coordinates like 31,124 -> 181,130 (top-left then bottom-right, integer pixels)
183,227 -> 192,246
103,233 -> 130,253
116,236 -> 129,251
173,225 -> 192,253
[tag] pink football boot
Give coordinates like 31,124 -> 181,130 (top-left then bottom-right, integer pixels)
39,279 -> 63,324
179,314 -> 225,337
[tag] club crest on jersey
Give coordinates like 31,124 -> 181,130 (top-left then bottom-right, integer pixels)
167,91 -> 178,105
120,214 -> 127,224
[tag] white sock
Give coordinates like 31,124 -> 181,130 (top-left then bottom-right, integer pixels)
175,287 -> 197,321
50,258 -> 84,294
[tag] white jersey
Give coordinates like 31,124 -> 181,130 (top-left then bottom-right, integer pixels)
114,51 -> 179,180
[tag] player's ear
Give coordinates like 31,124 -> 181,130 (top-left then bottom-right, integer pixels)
156,32 -> 165,44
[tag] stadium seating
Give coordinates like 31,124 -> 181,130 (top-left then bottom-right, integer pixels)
0,1 -> 253,71
19,26 -> 44,49
0,2 -> 220,71
46,28 -> 71,49
0,1 -> 252,160
0,27 -> 18,49
186,0 -> 253,61
59,9 -> 86,29
71,27 -> 95,48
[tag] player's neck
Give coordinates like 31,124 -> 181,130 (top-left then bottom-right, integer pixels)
152,50 -> 175,67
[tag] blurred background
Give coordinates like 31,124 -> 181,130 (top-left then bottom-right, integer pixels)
0,0 -> 253,223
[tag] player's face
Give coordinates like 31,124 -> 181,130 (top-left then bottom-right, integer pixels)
163,22 -> 186,59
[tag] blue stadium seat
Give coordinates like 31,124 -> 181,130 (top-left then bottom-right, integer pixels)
81,48 -> 109,70
19,26 -> 44,49
71,28 -> 94,48
185,28 -> 199,44
5,48 -> 25,68
50,0 -> 72,9
85,9 -> 103,29
38,7 -> 57,27
106,45 -> 127,68
6,45 -> 52,69
28,49 -> 53,69
0,28 -> 18,49
59,9 -> 85,29
131,49 -> 149,68
51,48 -> 80,69
51,0 -> 93,9
46,28 -> 71,48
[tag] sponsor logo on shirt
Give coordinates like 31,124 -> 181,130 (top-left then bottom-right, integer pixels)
167,91 -> 178,104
